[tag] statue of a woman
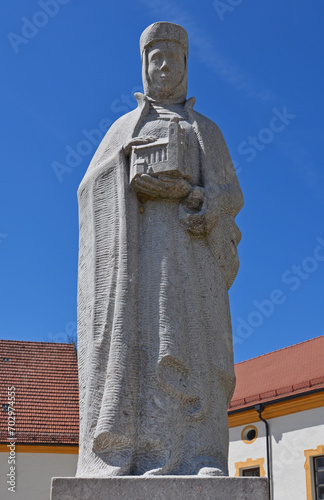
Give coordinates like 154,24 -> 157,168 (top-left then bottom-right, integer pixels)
76,22 -> 244,477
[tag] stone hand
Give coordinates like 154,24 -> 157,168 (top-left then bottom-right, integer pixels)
123,136 -> 156,156
133,174 -> 191,200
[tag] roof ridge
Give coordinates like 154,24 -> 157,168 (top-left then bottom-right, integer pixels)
235,334 -> 324,366
0,339 -> 75,347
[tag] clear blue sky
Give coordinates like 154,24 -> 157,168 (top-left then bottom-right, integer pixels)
1,0 -> 324,363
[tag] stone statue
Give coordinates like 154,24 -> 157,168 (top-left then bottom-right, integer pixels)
76,22 -> 244,478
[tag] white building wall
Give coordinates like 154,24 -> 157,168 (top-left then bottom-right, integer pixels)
229,405 -> 324,500
0,450 -> 78,500
229,419 -> 267,476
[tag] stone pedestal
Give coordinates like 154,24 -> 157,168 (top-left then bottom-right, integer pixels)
51,476 -> 269,500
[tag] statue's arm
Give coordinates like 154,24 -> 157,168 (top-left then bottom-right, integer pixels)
180,118 -> 243,236
205,124 -> 244,217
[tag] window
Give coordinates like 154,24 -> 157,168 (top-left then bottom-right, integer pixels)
2,404 -> 9,412
314,456 -> 324,500
241,425 -> 258,444
242,467 -> 260,477
304,445 -> 324,500
235,457 -> 265,477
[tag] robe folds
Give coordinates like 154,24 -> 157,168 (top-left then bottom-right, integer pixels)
76,93 -> 244,476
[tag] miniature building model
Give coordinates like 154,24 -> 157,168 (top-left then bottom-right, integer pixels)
130,120 -> 189,185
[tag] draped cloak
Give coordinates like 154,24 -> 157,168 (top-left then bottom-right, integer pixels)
76,93 -> 244,476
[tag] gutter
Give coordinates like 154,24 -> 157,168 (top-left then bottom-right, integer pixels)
255,404 -> 272,500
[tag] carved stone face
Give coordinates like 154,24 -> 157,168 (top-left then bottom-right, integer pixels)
146,41 -> 186,99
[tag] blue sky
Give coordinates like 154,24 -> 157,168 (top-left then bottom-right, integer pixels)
1,0 -> 324,363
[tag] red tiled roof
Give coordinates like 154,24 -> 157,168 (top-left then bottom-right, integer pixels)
0,340 -> 79,445
229,335 -> 324,411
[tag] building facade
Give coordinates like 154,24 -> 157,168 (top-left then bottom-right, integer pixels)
228,335 -> 324,500
0,341 -> 79,500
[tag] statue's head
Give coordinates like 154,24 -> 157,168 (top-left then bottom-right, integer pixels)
140,22 -> 188,104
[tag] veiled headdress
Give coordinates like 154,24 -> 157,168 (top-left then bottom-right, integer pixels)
140,22 -> 188,59
140,22 -> 189,104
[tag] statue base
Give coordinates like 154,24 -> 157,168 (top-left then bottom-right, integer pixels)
51,476 -> 269,499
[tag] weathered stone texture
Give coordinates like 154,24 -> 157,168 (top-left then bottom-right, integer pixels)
51,477 -> 268,500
